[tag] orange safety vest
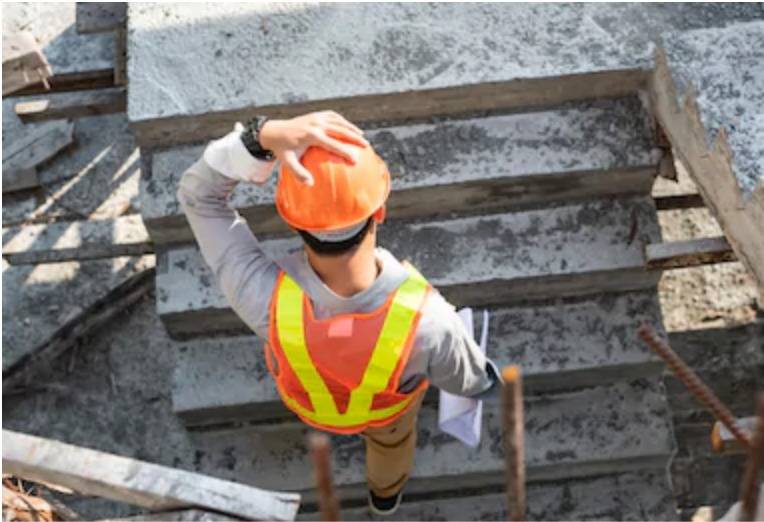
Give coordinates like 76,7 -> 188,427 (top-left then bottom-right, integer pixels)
265,263 -> 432,434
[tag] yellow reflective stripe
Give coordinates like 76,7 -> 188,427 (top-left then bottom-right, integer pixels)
275,265 -> 428,427
276,274 -> 338,417
345,266 -> 428,418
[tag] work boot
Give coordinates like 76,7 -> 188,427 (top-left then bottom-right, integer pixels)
368,489 -> 403,516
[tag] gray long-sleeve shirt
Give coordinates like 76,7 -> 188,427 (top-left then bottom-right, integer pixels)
177,128 -> 496,397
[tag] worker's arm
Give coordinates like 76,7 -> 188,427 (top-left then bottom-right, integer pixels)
420,292 -> 501,398
177,112 -> 367,338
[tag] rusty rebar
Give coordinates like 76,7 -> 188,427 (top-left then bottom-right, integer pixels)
637,323 -> 751,449
307,432 -> 340,521
740,393 -> 764,521
501,365 -> 526,522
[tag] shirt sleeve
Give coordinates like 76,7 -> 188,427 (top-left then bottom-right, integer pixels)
176,125 -> 279,339
420,291 -> 499,397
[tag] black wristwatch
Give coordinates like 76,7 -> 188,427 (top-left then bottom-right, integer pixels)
241,115 -> 275,161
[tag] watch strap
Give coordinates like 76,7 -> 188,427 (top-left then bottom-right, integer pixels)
241,115 -> 275,161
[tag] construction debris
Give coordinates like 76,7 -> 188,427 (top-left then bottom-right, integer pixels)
2,430 -> 301,521
2,31 -> 52,96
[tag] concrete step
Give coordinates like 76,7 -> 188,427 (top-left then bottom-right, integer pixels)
157,196 -> 661,339
184,377 -> 674,504
172,289 -> 664,426
142,97 -> 657,245
126,3 -> 762,146
300,469 -> 676,521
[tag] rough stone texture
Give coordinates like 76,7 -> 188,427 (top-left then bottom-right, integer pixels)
2,103 -> 140,226
143,97 -> 657,245
127,3 -> 762,124
2,2 -> 114,76
172,290 -> 664,425
326,470 -> 676,521
1,255 -> 154,373
157,197 -> 662,338
662,21 -> 764,195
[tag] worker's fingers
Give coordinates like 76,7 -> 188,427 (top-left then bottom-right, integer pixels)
325,124 -> 368,148
283,150 -> 314,186
327,113 -> 364,136
313,133 -> 360,163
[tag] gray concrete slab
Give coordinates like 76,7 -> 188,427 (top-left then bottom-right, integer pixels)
662,21 -> 764,195
172,290 -> 664,426
2,215 -> 151,264
2,103 -> 140,226
157,197 -> 662,338
313,470 -> 676,521
126,3 -> 762,145
1,255 -> 154,373
2,2 -> 114,76
182,377 -> 673,502
143,97 -> 657,245
2,296 -> 680,520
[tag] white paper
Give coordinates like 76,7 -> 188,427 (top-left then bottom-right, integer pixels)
437,308 -> 489,448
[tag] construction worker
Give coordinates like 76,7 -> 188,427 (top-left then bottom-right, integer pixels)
178,111 -> 500,515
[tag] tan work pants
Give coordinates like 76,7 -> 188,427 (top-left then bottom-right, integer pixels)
361,396 -> 424,498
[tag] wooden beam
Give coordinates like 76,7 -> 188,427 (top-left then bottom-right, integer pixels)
711,416 -> 758,455
2,31 -> 52,96
15,88 -> 126,123
648,46 -> 764,296
76,3 -> 127,34
654,193 -> 705,211
12,69 -> 115,96
3,215 -> 153,265
646,236 -> 736,270
2,120 -> 75,194
3,430 -> 301,521
2,266 -> 155,393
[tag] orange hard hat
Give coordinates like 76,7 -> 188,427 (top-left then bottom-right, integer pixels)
276,143 -> 390,232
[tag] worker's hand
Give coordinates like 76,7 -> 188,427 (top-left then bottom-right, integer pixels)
259,111 -> 368,186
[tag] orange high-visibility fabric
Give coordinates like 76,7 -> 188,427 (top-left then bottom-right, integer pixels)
265,264 -> 431,434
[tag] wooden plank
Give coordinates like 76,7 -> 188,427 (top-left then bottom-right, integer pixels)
649,46 -> 764,296
3,215 -> 153,265
98,509 -> 241,521
2,430 -> 301,521
2,265 -> 155,392
12,69 -> 115,96
76,3 -> 127,34
654,193 -> 705,211
114,28 -> 127,86
2,31 -> 52,96
15,88 -> 126,123
2,120 -> 75,194
646,236 -> 736,270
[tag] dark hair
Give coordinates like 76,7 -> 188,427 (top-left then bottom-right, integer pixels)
297,217 -> 374,257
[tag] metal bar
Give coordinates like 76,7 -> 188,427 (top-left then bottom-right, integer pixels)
740,394 -> 764,521
637,323 -> 751,449
502,365 -> 526,522
308,432 -> 340,521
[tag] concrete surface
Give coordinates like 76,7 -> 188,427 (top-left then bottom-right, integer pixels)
326,470 -> 676,521
2,104 -> 140,226
3,215 -> 150,264
144,97 -> 657,245
127,3 -> 762,126
1,255 -> 154,373
172,290 -> 664,426
662,21 -> 764,195
14,296 -> 757,519
2,2 -> 114,75
156,197 -> 662,338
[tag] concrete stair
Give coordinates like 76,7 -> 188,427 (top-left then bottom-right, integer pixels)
138,73 -> 677,517
183,377 -> 673,505
157,196 -> 661,339
142,97 -> 657,245
305,469 -> 676,521
172,289 -> 665,426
